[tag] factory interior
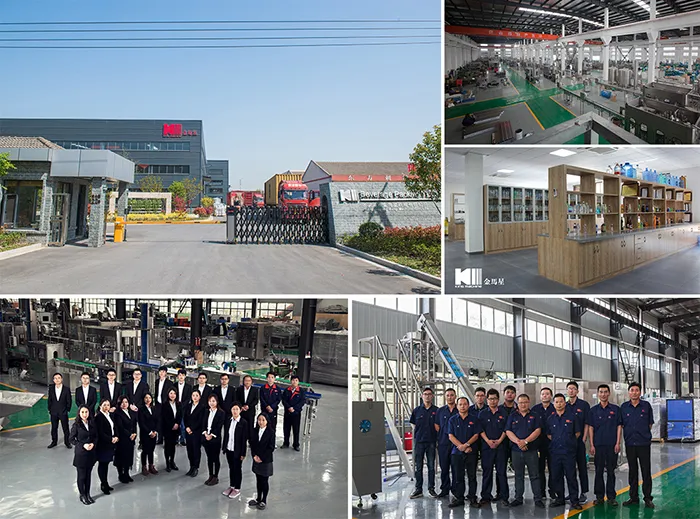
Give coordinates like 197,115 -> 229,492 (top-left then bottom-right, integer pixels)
0,297 -> 348,518
352,296 -> 700,518
445,0 -> 700,145
445,146 -> 700,294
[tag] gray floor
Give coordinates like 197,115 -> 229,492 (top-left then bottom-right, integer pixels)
0,224 -> 437,294
0,380 -> 348,519
446,103 -> 539,145
445,240 -> 700,295
353,441 -> 698,519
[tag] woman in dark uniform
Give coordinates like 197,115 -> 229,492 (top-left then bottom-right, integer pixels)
248,413 -> 276,510
95,399 -> 118,495
202,393 -> 225,486
183,388 -> 205,477
113,395 -> 138,483
161,388 -> 182,472
138,392 -> 160,476
70,405 -> 98,505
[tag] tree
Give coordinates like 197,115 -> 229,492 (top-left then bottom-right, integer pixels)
405,125 -> 441,210
182,177 -> 203,207
168,181 -> 187,202
138,175 -> 164,192
0,152 -> 17,203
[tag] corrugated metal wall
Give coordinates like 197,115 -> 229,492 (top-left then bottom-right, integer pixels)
526,341 -> 572,379
436,322 -> 514,373
352,302 -> 417,355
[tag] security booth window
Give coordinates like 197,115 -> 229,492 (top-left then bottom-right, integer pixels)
2,181 -> 43,229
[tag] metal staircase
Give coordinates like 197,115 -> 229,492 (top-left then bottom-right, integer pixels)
356,313 -> 478,477
619,346 -> 641,385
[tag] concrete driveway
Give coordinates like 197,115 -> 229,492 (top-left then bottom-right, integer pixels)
0,224 -> 439,294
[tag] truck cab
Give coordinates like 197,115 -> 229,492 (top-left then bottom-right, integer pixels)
278,181 -> 309,208
253,193 -> 264,207
308,190 -> 321,207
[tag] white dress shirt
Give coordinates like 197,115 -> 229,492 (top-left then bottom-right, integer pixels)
198,384 -> 207,395
244,387 -> 250,403
102,411 -> 115,436
258,426 -> 266,441
82,385 -> 90,404
227,417 -> 240,451
158,379 -> 166,403
55,385 -> 63,402
206,409 -> 218,436
123,409 -> 131,420
133,379 -> 140,394
84,421 -> 89,432
221,386 -> 228,401
107,382 -> 116,401
191,402 -> 198,414
170,401 -> 177,416
178,382 -> 185,401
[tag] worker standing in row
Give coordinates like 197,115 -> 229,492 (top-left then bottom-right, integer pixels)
621,382 -> 655,508
48,372 -> 73,449
531,387 -> 556,500
409,387 -> 439,499
281,375 -> 305,451
566,381 -> 591,503
259,372 -> 282,432
588,383 -> 623,507
434,388 -> 458,498
544,393 -> 582,510
478,389 -> 509,507
505,394 -> 544,508
447,397 -> 481,508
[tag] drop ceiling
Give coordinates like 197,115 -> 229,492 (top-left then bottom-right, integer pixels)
445,146 -> 700,188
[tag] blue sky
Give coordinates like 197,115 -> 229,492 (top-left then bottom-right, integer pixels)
0,0 -> 440,190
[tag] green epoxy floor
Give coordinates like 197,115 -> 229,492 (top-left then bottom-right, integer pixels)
572,455 -> 700,519
0,382 -> 71,431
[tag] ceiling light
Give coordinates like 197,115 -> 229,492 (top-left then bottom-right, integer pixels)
497,169 -> 515,173
550,149 -> 578,157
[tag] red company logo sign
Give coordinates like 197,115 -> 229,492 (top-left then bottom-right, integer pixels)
163,123 -> 198,138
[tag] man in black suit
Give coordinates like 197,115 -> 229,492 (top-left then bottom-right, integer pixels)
236,375 -> 259,434
154,366 -> 174,445
99,368 -> 122,411
215,373 -> 235,416
75,371 -> 98,415
194,372 -> 213,403
48,372 -> 73,449
125,368 -> 149,410
175,368 -> 193,446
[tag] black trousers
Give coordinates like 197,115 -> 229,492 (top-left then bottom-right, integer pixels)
594,445 -> 618,500
76,465 -> 94,496
226,451 -> 243,489
626,445 -> 652,501
97,461 -> 110,485
575,439 -> 589,494
50,413 -> 70,443
164,432 -> 178,464
141,436 -> 156,467
242,410 -> 256,435
203,439 -> 221,476
256,474 -> 270,503
283,411 -> 301,448
186,432 -> 202,470
266,409 -> 278,434
451,452 -> 478,501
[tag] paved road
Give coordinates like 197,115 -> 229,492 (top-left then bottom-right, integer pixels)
0,224 -> 439,294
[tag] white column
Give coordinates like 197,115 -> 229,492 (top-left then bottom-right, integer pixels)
603,36 -> 611,82
561,44 -> 567,74
650,0 -> 657,20
605,8 -> 609,28
579,18 -> 583,34
562,24 -> 566,37
648,30 -> 659,82
578,42 -> 585,73
464,153 -> 485,254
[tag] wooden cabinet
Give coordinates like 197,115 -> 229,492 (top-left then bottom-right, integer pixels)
635,233 -> 652,264
484,221 -> 543,253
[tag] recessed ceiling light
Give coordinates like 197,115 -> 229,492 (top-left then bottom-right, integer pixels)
497,169 -> 514,173
550,149 -> 577,157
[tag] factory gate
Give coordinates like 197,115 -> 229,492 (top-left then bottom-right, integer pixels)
226,206 -> 329,244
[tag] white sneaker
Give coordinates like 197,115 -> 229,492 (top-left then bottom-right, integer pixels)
229,489 -> 241,499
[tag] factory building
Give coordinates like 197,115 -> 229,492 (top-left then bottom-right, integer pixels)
0,298 -> 347,518
0,118 -> 228,205
352,297 -> 700,518
444,1 -> 700,144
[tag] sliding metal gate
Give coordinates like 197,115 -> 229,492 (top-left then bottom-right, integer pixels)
226,206 -> 328,244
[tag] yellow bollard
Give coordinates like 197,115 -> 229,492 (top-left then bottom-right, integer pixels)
114,217 -> 125,243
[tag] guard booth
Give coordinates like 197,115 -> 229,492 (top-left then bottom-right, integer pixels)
226,206 -> 328,244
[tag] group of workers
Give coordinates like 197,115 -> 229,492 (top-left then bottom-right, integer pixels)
47,367 -> 307,510
409,381 -> 655,511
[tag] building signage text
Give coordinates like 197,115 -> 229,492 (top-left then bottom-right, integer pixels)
163,123 -> 198,138
338,189 -> 434,203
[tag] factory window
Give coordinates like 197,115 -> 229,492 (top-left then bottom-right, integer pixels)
171,299 -> 191,314
374,297 -> 396,311
397,298 -> 417,315
211,301 -> 253,320
435,298 -> 452,323
526,319 -> 537,342
683,53 -> 690,57
537,322 -> 546,345
555,328 -> 563,348
465,300 -> 478,328
140,165 -> 191,175
666,362 -> 673,375
546,325 -> 555,347
257,302 -> 294,319
562,330 -> 571,350
493,309 -> 506,335
207,188 -> 224,194
209,179 -> 224,186
505,313 -> 514,337
481,306 -> 494,333
55,141 -> 191,152
583,336 -> 591,355
2,181 -> 43,229
82,298 -> 109,314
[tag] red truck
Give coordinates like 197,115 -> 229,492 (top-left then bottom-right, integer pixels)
308,190 -> 321,207
277,181 -> 309,208
228,190 -> 264,207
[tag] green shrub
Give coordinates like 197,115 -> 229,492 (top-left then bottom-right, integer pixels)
201,197 -> 214,208
358,221 -> 383,238
128,198 -> 164,214
0,228 -> 28,251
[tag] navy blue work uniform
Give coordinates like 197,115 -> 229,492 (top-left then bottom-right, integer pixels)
545,409 -> 581,506
505,411 -> 543,502
469,403 -> 487,458
435,404 -> 458,495
496,403 -> 516,498
281,385 -> 305,450
478,406 -> 509,502
410,404 -> 439,492
621,400 -> 654,502
259,384 -> 282,431
532,402 -> 557,499
448,412 -> 482,502
567,397 -> 591,495
588,402 -> 622,501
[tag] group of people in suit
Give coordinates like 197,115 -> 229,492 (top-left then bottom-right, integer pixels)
50,367 -> 307,511
409,381 -> 656,511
